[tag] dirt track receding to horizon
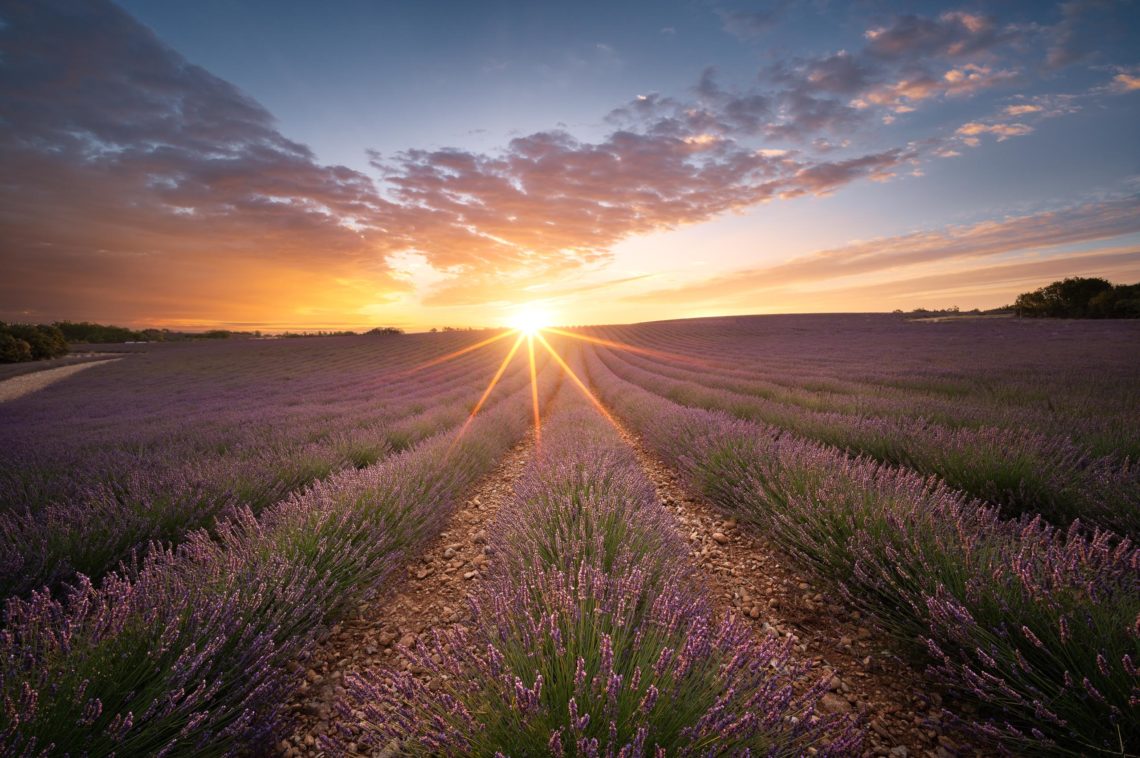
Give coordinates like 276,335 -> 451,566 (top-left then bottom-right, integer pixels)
0,359 -> 120,403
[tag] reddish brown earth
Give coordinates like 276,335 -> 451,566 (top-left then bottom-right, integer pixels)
278,407 -> 975,757
278,439 -> 534,756
615,421 -> 973,758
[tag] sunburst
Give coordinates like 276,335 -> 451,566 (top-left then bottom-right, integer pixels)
417,310 -> 698,452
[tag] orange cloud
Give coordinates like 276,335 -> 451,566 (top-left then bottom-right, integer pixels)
1111,72 -> 1140,92
956,121 -> 1034,141
626,196 -> 1140,306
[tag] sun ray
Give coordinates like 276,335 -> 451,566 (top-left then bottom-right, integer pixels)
450,332 -> 526,450
543,327 -> 713,368
527,333 -> 542,450
403,328 -> 515,375
535,332 -> 622,431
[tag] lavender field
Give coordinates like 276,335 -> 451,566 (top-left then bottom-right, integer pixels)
1,315 -> 1138,757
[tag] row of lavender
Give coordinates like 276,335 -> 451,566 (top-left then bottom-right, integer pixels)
1,334 -> 491,515
596,326 -> 1138,459
583,346 -> 1139,754
0,346 -> 557,754
593,343 -> 1140,536
340,369 -> 859,755
0,333 -> 521,596
594,316 -> 1140,457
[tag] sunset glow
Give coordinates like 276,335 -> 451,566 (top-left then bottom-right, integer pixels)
506,304 -> 554,336
1,1 -> 1138,329
3,3 -> 1139,744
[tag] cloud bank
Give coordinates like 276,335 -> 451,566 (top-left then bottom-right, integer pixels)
1,0 -> 1136,325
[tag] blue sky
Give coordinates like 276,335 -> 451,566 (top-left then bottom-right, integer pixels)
2,0 -> 1139,329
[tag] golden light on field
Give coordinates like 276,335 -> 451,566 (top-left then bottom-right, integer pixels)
428,317 -> 645,453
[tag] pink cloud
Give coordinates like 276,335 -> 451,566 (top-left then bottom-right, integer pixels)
627,196 -> 1140,305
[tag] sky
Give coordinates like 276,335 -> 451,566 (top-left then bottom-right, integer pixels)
1,0 -> 1139,331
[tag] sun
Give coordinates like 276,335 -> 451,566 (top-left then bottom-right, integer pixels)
507,304 -> 553,335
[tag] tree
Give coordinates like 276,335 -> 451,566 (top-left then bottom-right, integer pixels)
5,324 -> 67,359
1013,277 -> 1137,318
0,333 -> 32,363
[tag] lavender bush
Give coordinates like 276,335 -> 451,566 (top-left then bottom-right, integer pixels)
0,332 -> 532,596
584,345 -> 1140,754
595,346 -> 1140,535
341,381 -> 859,756
0,350 -> 557,754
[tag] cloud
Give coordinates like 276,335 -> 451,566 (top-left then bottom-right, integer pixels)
3,0 -> 954,323
628,196 -> 1140,304
956,121 -> 1034,141
5,1 -> 1135,326
781,148 -> 913,197
827,248 -> 1140,305
864,11 -> 1013,60
1110,69 -> 1140,92
0,0 -> 408,324
853,64 -> 1018,112
1045,0 -> 1139,69
769,51 -> 877,95
753,10 -> 1033,135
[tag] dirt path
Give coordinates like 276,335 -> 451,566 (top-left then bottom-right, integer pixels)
275,400 -> 968,756
0,359 -> 120,403
277,438 -> 535,757
606,418 -> 970,758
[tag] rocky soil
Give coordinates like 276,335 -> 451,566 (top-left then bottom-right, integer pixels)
276,439 -> 534,756
276,407 -> 977,757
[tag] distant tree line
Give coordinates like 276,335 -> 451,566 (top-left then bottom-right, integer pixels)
1014,277 -> 1140,319
0,321 -> 408,362
55,321 -> 176,343
0,323 -> 68,363
281,327 -> 403,338
892,306 -> 1014,316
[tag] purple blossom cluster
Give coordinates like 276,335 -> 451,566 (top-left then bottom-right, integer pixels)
0,335 -> 556,754
583,344 -> 1140,754
594,344 -> 1140,535
0,333 -> 532,596
339,374 -> 860,756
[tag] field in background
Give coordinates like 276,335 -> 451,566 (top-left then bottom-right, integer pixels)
1,315 -> 1137,756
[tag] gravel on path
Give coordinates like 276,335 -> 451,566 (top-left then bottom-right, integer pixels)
276,438 -> 535,757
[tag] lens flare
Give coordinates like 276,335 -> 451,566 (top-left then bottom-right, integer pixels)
507,304 -> 553,335
413,317 -> 686,447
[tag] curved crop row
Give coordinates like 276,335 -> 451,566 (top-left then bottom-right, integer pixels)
0,357 -> 559,756
0,340 -> 532,598
599,332 -> 1138,457
592,319 -> 1140,439
595,345 -> 1140,536
0,333 -> 502,516
340,364 -> 859,755
583,346 -> 1140,755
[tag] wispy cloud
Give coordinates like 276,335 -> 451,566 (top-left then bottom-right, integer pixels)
0,0 -> 405,323
627,196 -> 1140,304
2,0 -> 1137,325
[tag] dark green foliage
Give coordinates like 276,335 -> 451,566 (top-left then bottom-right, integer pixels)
54,321 -> 145,343
0,333 -> 33,363
0,322 -> 68,362
280,330 -> 359,338
54,321 -> 271,342
1014,277 -> 1140,318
